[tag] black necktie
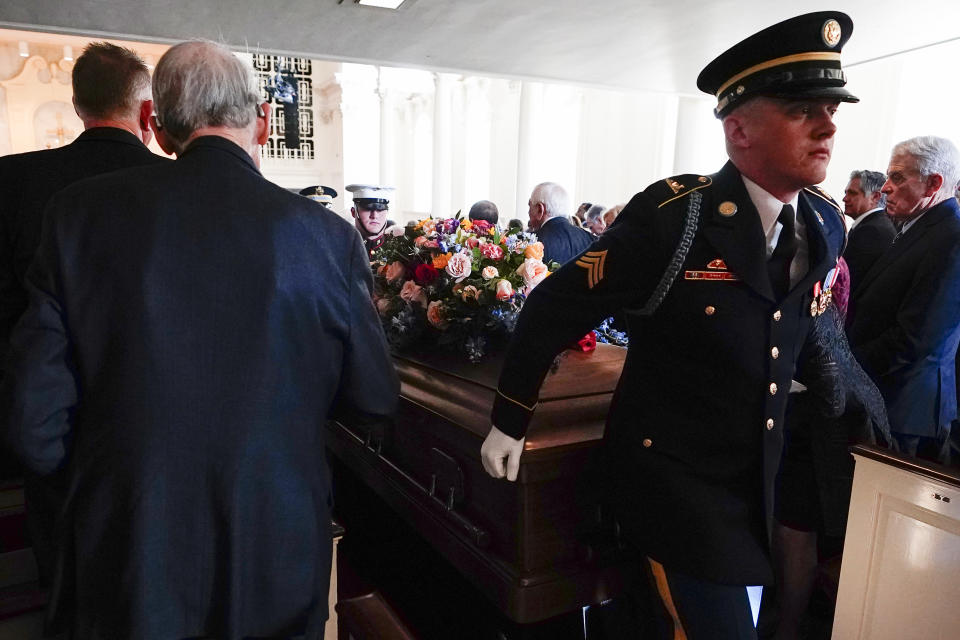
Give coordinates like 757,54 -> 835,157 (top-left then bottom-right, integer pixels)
768,204 -> 797,298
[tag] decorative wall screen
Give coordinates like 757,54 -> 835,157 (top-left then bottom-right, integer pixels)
253,54 -> 315,160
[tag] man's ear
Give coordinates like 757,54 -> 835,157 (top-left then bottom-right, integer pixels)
255,102 -> 271,146
925,173 -> 945,197
138,100 -> 154,144
150,115 -> 177,156
722,113 -> 750,150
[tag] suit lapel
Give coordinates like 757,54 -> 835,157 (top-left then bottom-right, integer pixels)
700,162 -> 775,301
854,200 -> 958,298
788,193 -> 835,301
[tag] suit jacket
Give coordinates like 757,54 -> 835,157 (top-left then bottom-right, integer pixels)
844,208 -> 896,292
0,127 -> 168,369
1,136 -> 400,639
535,215 -> 594,265
493,161 -> 845,585
847,197 -> 960,438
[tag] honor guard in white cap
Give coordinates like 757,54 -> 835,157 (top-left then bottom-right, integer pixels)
346,184 -> 395,257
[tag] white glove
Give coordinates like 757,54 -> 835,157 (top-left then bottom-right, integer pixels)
480,425 -> 526,482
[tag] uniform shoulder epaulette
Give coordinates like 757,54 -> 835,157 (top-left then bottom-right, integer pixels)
803,184 -> 842,214
804,184 -> 847,252
644,174 -> 713,209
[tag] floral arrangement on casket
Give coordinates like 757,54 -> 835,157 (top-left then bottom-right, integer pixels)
371,216 -> 557,362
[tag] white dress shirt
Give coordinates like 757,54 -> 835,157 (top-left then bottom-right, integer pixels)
741,175 -> 808,288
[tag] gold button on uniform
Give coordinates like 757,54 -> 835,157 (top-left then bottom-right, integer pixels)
769,383 -> 778,395
766,419 -> 775,430
771,347 -> 779,359
642,438 -> 653,448
773,310 -> 782,321
705,305 -> 716,316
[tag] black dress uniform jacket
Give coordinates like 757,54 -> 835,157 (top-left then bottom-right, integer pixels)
0,127 -> 168,370
2,136 -> 399,639
844,208 -> 896,293
535,215 -> 595,265
493,161 -> 845,585
847,197 -> 960,439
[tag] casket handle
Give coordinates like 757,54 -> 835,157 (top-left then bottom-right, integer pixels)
333,418 -> 491,548
375,447 -> 490,549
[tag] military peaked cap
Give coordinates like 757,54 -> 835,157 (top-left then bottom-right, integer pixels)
697,11 -> 859,118
299,185 -> 338,206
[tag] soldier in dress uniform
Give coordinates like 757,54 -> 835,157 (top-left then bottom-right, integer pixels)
481,11 -> 858,639
299,184 -> 338,210
346,183 -> 394,257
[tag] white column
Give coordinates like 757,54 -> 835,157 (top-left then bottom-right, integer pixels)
431,73 -> 454,217
515,81 -> 539,224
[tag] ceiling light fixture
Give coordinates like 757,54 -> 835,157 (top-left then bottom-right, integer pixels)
63,45 -> 74,61
19,41 -> 29,57
357,0 -> 405,9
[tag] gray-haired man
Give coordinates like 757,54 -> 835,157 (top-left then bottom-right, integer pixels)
847,136 -> 960,465
2,40 -> 398,638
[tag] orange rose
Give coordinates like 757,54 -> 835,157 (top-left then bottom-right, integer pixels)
385,261 -> 405,283
432,252 -> 452,270
524,242 -> 544,261
427,300 -> 449,329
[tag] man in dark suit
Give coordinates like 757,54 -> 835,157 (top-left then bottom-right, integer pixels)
526,181 -> 593,265
847,136 -> 960,465
842,169 -> 896,290
0,41 -> 167,587
483,12 -> 857,638
2,40 -> 398,639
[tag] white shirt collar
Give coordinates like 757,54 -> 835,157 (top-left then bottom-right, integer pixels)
849,207 -> 884,230
741,174 -> 800,237
901,209 -> 930,234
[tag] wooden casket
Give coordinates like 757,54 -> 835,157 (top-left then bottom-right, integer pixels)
326,343 -> 628,626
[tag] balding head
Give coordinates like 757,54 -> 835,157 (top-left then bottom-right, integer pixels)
152,40 -> 265,155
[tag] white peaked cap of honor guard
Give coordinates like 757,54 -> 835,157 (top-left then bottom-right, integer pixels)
345,184 -> 395,201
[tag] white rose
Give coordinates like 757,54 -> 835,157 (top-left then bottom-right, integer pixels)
445,252 -> 472,283
481,265 -> 499,280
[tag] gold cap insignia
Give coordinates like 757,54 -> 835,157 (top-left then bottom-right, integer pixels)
822,19 -> 841,48
718,201 -> 738,217
698,176 -> 709,183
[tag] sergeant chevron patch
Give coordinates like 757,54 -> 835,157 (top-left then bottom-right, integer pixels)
576,250 -> 608,289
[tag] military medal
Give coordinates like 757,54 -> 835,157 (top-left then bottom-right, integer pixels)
809,266 -> 840,316
810,282 -> 821,316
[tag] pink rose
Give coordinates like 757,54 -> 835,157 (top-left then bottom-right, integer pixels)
375,297 -> 393,316
464,236 -> 480,249
461,285 -> 479,302
399,280 -> 428,309
516,258 -> 548,294
426,300 -> 448,328
495,279 -> 514,300
480,243 -> 504,260
481,265 -> 498,280
423,239 -> 440,249
385,261 -> 405,283
414,236 -> 428,247
445,252 -> 472,282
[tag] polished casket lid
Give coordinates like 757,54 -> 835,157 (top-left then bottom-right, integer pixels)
393,343 -> 627,453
